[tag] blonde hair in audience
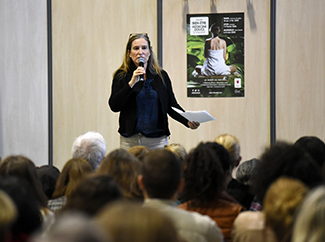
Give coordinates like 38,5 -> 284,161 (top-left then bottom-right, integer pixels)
292,186 -> 325,242
95,202 -> 180,242
0,190 -> 17,240
128,145 -> 150,161
214,134 -> 240,167
164,143 -> 187,161
264,177 -> 308,242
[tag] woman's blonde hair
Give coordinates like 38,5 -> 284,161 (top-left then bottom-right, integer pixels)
292,186 -> 325,242
214,134 -> 240,167
95,201 -> 180,242
264,177 -> 308,242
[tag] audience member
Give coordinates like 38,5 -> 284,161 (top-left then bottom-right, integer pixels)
72,131 -> 106,170
232,177 -> 308,242
97,149 -> 143,201
292,186 -> 325,242
164,143 -> 188,161
138,149 -> 224,242
96,201 -> 181,242
178,142 -> 242,241
61,174 -> 123,217
294,135 -> 325,169
48,158 -> 93,213
250,142 -> 322,207
33,212 -> 108,242
0,176 -> 42,242
0,190 -> 17,242
227,158 -> 258,210
213,134 -> 254,209
128,145 -> 150,161
0,155 -> 48,208
0,155 -> 54,231
36,165 -> 60,200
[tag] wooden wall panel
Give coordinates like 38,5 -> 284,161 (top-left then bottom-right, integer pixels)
52,0 -> 157,169
163,0 -> 271,163
0,0 -> 48,166
276,1 -> 325,142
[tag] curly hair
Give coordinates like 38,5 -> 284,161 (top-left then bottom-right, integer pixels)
180,142 -> 230,207
250,142 -> 322,203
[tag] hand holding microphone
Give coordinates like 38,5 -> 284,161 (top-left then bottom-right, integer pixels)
138,57 -> 145,81
128,57 -> 146,87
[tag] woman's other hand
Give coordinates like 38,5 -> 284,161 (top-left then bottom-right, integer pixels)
188,121 -> 200,130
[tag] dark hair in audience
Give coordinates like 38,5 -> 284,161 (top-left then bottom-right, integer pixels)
294,136 -> 325,168
98,149 -> 142,200
250,142 -> 322,203
141,149 -> 182,199
0,176 -> 42,238
62,174 -> 123,217
37,165 -> 61,200
52,158 -> 93,199
0,155 -> 48,207
180,142 -> 230,206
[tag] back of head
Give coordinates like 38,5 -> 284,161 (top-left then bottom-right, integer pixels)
98,149 -> 141,199
0,176 -> 42,238
180,142 -> 229,206
95,201 -> 179,242
36,165 -> 61,199
128,145 -> 151,161
72,131 -> 106,170
52,158 -> 93,198
141,149 -> 182,199
264,177 -> 308,242
0,190 -> 17,240
0,155 -> 48,207
33,212 -> 108,242
214,134 -> 240,168
294,136 -> 325,168
292,186 -> 325,242
164,143 -> 187,161
236,158 -> 259,185
250,142 -> 322,203
62,174 -> 123,217
209,23 -> 221,36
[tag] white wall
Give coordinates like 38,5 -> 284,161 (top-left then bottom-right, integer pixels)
0,0 -> 48,166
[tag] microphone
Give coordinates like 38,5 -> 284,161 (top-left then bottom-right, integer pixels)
138,57 -> 145,81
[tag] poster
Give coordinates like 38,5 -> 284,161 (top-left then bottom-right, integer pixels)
187,13 -> 244,97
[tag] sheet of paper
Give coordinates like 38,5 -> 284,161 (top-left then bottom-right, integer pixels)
172,107 -> 216,123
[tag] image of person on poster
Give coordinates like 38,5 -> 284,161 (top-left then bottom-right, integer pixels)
108,33 -> 200,151
195,24 -> 236,77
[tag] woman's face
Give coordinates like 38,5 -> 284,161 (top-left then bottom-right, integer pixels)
129,38 -> 151,67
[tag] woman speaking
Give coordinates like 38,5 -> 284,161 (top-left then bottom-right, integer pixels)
109,33 -> 199,150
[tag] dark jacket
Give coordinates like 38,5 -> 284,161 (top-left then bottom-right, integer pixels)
109,65 -> 189,137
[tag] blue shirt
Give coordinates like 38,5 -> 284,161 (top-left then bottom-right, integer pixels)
135,78 -> 163,137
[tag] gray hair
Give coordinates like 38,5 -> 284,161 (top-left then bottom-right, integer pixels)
236,158 -> 259,185
71,131 -> 106,170
32,212 -> 109,242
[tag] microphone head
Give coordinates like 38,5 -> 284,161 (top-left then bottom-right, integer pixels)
138,57 -> 145,67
